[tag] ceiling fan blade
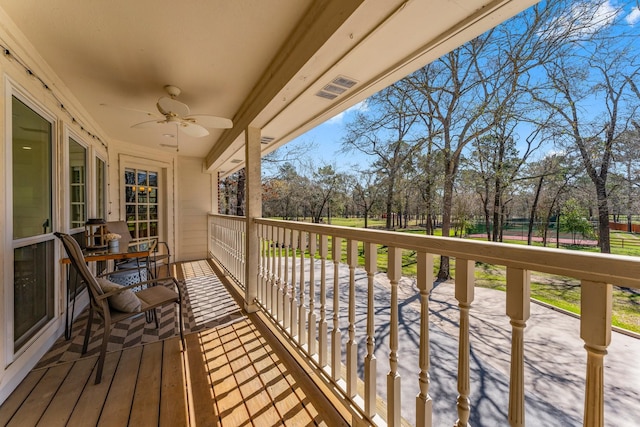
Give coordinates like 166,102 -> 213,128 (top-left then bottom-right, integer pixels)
157,97 -> 190,117
180,122 -> 209,137
186,114 -> 233,129
100,103 -> 157,117
131,118 -> 166,129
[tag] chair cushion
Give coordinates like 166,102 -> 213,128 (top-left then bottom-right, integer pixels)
136,285 -> 179,310
96,278 -> 142,313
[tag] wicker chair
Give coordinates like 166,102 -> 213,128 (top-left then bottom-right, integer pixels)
55,232 -> 184,384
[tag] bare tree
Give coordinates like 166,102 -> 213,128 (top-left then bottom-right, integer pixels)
342,81 -> 424,229
531,33 -> 640,252
351,169 -> 382,228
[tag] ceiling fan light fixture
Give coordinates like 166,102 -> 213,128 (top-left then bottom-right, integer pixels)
130,85 -> 233,137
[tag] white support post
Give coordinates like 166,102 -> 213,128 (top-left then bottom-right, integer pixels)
387,246 -> 401,427
416,252 -> 434,427
455,258 -> 474,427
581,280 -> 612,427
244,126 -> 261,313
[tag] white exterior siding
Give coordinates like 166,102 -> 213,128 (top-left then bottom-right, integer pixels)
177,156 -> 214,261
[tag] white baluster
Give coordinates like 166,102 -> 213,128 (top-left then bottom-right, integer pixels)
277,227 -> 284,323
506,267 -> 530,427
364,242 -> 378,419
416,252 -> 434,427
332,236 -> 342,382
308,232 -> 317,356
346,239 -> 358,398
298,231 -> 307,346
387,246 -> 401,427
319,234 -> 329,367
581,280 -> 611,427
283,228 -> 291,329
270,225 -> 277,316
289,229 -> 298,336
454,258 -> 474,427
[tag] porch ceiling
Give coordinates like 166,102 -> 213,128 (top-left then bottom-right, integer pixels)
0,0 -> 537,174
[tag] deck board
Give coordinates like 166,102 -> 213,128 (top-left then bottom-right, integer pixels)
184,333 -> 218,427
36,356 -> 95,427
99,345 -> 143,427
7,361 -> 73,427
0,369 -> 46,426
129,341 -> 163,427
0,261 -> 347,426
66,351 -> 122,426
159,338 -> 187,427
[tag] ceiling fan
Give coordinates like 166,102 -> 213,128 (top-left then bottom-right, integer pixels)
131,85 -> 232,138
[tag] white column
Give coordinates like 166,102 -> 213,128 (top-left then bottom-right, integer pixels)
244,126 -> 261,313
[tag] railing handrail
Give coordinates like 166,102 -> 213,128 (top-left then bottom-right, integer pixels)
209,212 -> 246,221
255,218 -> 640,289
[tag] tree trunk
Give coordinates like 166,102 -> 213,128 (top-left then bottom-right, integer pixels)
596,181 -> 611,253
528,175 -> 544,245
383,174 -> 396,229
438,171 -> 454,280
236,169 -> 245,216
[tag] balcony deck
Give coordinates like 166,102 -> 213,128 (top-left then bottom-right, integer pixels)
0,260 -> 347,426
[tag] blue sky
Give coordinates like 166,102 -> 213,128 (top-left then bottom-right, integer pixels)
275,0 -> 640,175
282,101 -> 370,173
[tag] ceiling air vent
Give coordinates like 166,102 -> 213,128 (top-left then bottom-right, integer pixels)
261,136 -> 275,144
230,159 -> 242,164
315,75 -> 358,100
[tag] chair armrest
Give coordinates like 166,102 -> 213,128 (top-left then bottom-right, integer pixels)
95,276 -> 180,300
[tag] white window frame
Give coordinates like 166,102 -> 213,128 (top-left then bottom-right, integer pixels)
64,128 -> 89,233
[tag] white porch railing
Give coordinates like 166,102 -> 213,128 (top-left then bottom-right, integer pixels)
208,213 -> 246,288
208,214 -> 640,427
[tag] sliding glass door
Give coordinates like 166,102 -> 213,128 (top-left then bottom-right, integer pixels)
11,95 -> 55,351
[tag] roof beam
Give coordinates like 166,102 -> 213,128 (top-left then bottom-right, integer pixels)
205,0 -> 364,171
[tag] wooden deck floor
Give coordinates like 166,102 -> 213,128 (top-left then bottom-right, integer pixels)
0,318 -> 339,426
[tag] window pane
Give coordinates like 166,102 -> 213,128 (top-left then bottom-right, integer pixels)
69,137 -> 87,229
139,222 -> 148,238
149,205 -> 158,220
14,240 -> 54,349
12,97 -> 52,239
149,172 -> 158,187
149,188 -> 157,203
125,169 -> 135,185
137,187 -> 147,203
126,186 -> 135,203
126,204 -> 136,222
138,204 -> 148,220
137,171 -> 147,186
150,221 -> 158,237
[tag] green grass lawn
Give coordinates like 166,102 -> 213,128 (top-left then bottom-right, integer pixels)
267,217 -> 640,333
